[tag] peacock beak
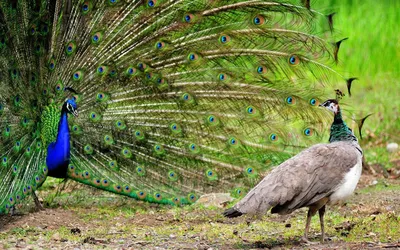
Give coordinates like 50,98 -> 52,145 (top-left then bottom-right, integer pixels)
72,109 -> 78,117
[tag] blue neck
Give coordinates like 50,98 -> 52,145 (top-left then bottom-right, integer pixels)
46,110 -> 71,178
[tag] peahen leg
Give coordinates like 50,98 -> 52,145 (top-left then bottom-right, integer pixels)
319,205 -> 326,243
32,191 -> 44,211
301,207 -> 318,244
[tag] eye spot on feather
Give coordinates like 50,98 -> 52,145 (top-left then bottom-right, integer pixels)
219,34 -> 231,44
285,96 -> 296,105
100,179 -> 110,187
253,15 -> 265,25
229,137 -> 238,145
184,14 -> 193,23
137,62 -> 147,71
303,128 -> 314,136
124,186 -> 131,193
188,193 -> 197,203
147,0 -> 156,7
172,197 -> 180,205
136,166 -> 146,176
309,98 -> 319,106
114,184 -> 122,192
288,55 -> 300,65
155,41 -> 165,49
168,171 -> 178,181
82,4 -> 89,12
126,67 -> 136,76
269,133 -> 278,141
246,106 -> 255,115
122,147 -> 132,158
137,191 -> 147,199
134,130 -> 145,140
188,53 -> 198,61
115,120 -> 126,130
154,192 -> 162,201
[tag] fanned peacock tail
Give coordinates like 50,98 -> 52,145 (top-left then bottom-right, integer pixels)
0,0 -> 347,213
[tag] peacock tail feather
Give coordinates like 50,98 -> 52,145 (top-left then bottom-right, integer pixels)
0,0 -> 346,213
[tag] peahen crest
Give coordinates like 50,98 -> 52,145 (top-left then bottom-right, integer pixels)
0,0 -> 348,213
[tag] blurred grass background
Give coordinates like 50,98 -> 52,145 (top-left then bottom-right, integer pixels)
316,0 -> 400,139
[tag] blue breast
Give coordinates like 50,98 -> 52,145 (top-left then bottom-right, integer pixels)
46,112 -> 71,178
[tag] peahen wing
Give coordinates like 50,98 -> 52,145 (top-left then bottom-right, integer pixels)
0,0 -> 345,211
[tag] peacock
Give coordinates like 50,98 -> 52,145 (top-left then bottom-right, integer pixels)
0,0 -> 351,214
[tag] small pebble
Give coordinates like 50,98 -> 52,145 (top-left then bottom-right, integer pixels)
386,142 -> 398,153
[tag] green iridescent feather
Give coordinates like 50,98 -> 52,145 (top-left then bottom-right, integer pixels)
0,0 -> 348,213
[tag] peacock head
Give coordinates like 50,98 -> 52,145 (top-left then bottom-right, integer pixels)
63,98 -> 78,117
319,99 -> 339,114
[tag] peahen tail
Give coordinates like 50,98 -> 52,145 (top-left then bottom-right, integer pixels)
0,0 -> 348,213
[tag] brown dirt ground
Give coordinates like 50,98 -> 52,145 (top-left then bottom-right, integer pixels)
0,174 -> 399,250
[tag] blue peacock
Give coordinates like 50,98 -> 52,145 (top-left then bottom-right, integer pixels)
0,0 -> 351,213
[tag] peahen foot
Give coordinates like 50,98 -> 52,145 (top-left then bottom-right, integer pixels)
300,236 -> 318,245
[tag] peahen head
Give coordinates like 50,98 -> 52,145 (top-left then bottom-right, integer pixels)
63,98 -> 78,117
319,99 -> 339,114
319,99 -> 358,143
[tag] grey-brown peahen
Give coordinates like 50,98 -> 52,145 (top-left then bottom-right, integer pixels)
0,0 -> 350,214
223,99 -> 363,243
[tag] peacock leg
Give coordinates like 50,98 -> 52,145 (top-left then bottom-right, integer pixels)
319,205 -> 326,243
32,191 -> 44,211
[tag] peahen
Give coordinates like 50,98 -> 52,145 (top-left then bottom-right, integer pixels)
223,99 -> 363,243
0,0 -> 350,214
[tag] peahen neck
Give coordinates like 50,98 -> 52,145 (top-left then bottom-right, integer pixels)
45,108 -> 71,178
329,107 -> 358,143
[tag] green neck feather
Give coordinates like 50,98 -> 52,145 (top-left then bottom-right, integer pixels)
329,108 -> 358,143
